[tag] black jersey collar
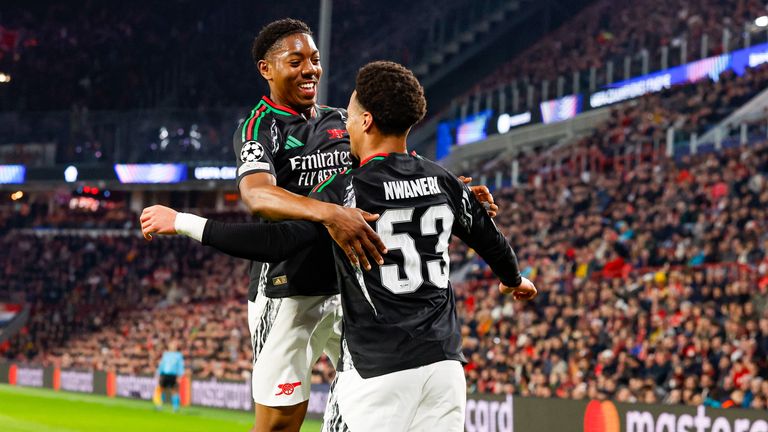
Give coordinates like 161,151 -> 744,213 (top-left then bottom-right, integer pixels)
359,153 -> 390,166
359,150 -> 418,167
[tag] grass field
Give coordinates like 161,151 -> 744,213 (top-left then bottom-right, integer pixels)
0,384 -> 322,432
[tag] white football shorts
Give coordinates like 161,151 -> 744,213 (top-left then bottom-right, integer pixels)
248,293 -> 341,407
335,359 -> 466,432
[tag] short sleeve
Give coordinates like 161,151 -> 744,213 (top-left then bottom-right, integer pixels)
234,111 -> 281,186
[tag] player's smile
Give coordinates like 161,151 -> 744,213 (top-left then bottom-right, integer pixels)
298,80 -> 317,99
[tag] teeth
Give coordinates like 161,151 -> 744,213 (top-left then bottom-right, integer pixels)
300,83 -> 315,90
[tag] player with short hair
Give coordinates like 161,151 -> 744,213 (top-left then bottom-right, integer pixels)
142,18 -> 494,432
153,340 -> 185,413
142,60 -> 534,431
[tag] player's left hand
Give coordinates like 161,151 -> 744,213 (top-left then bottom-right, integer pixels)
499,277 -> 537,301
140,205 -> 179,241
459,176 -> 498,218
323,205 -> 387,271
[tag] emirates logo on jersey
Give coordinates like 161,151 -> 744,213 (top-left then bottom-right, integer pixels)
275,381 -> 301,396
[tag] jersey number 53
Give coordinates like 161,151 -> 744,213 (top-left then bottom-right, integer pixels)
376,204 -> 453,294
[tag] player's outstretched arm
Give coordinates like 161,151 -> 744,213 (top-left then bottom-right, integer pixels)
140,204 -> 322,262
452,183 -> 537,302
240,174 -> 387,270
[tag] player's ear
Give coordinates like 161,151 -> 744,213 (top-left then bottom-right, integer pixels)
258,59 -> 272,81
362,112 -> 374,133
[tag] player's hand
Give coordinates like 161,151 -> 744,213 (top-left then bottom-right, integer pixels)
323,205 -> 387,271
499,277 -> 537,301
459,176 -> 498,218
140,205 -> 179,241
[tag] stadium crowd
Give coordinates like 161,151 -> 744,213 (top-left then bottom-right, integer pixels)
453,134 -> 768,409
1,139 -> 767,410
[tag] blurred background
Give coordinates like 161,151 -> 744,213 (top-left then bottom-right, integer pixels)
1,1 -> 768,430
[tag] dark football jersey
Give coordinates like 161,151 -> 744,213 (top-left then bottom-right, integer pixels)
310,152 -> 522,378
234,96 -> 351,300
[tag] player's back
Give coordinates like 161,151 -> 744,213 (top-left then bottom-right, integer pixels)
312,152 -> 479,378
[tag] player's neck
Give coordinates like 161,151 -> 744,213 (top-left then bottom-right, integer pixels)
357,135 -> 408,163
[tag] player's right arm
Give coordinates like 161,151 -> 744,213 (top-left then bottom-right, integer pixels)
234,121 -> 385,267
450,180 -> 537,301
140,204 -> 324,263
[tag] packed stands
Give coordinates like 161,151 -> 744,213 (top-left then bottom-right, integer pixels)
454,140 -> 768,408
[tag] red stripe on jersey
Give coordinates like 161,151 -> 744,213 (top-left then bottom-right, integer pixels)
263,96 -> 300,116
245,105 -> 268,141
359,153 -> 391,166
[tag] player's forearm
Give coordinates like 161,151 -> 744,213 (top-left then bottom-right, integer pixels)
240,184 -> 337,223
174,212 -> 321,261
479,238 -> 523,288
201,219 -> 322,262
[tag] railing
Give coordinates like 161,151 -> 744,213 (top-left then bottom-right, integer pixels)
452,25 -> 768,121
460,118 -> 768,191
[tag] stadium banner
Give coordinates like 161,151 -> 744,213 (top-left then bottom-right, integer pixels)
12,365 -> 46,388
191,166 -> 237,181
55,368 -> 94,393
466,394 -> 768,432
590,41 -> 768,108
115,374 -> 155,400
0,164 -> 25,184
540,94 -> 583,124
113,163 -> 187,184
305,383 -> 330,420
189,378 -> 253,411
1,362 -> 765,431
437,110 -> 494,159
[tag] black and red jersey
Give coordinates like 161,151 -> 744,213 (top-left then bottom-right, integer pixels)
310,153 -> 521,377
233,96 -> 351,300
205,152 -> 522,377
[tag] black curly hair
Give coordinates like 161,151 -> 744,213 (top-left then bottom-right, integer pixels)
354,61 -> 427,136
251,18 -> 312,65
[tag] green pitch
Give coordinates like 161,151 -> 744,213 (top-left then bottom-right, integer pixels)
0,384 -> 322,432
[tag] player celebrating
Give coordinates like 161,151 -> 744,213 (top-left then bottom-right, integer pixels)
142,18 -> 495,432
142,61 -> 535,431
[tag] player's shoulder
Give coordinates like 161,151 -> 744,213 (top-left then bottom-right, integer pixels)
410,154 -> 464,188
317,105 -> 346,116
316,105 -> 348,125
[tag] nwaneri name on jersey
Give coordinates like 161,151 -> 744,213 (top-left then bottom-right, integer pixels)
383,176 -> 442,201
